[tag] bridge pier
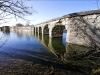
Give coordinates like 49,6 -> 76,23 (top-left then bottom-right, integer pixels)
41,26 -> 44,36
18,9 -> 100,48
32,26 -> 34,31
48,22 -> 56,38
65,16 -> 99,47
49,28 -> 52,38
37,27 -> 39,35
34,27 -> 36,36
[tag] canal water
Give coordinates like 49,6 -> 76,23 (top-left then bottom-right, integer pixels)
0,30 -> 100,75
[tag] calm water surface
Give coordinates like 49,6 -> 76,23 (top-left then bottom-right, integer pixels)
0,30 -> 100,75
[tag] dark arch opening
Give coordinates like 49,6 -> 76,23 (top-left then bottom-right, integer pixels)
52,25 -> 67,47
39,27 -> 42,34
51,25 -> 67,59
34,27 -> 35,33
43,25 -> 49,35
39,27 -> 42,40
52,25 -> 65,38
36,27 -> 38,33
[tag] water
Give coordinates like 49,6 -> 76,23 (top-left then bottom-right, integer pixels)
0,30 -> 100,75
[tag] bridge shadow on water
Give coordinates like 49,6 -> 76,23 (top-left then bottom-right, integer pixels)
0,30 -> 100,75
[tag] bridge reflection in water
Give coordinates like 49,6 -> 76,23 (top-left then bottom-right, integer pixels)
32,29 -> 100,75
0,30 -> 100,75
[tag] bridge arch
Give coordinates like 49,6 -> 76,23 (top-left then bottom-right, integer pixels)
52,25 -> 66,38
36,27 -> 38,33
43,24 -> 49,35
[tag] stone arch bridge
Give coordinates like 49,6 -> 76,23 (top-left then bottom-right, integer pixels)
10,9 -> 100,48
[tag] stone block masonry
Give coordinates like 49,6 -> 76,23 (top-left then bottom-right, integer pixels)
10,9 -> 100,48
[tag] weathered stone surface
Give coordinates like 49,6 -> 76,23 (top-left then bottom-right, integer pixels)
10,9 -> 100,48
87,14 -> 97,19
65,15 -> 100,48
97,16 -> 100,23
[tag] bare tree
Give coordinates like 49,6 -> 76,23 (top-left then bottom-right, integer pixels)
25,21 -> 30,26
0,0 -> 35,48
0,0 -> 35,24
94,0 -> 99,9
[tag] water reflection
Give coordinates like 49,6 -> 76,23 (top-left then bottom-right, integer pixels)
3,30 -> 10,35
35,31 -> 100,75
0,30 -> 100,75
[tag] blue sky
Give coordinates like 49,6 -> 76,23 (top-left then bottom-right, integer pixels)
26,0 -> 100,25
2,0 -> 100,26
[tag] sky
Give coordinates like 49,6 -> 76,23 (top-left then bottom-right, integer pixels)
1,0 -> 100,26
